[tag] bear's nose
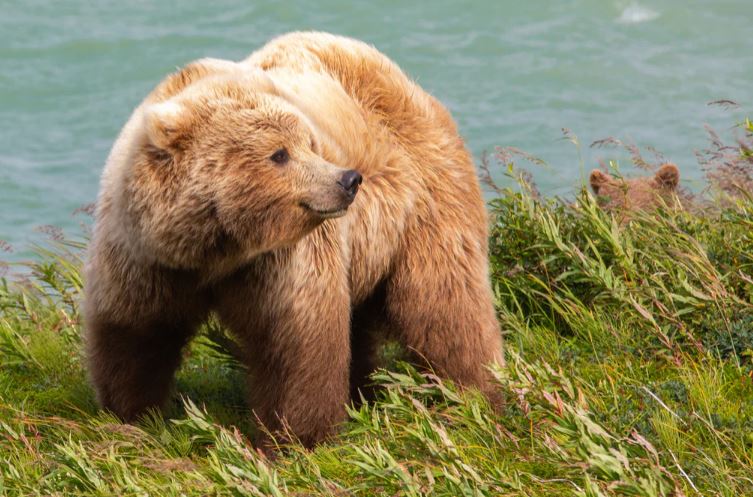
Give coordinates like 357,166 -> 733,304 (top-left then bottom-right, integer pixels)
338,170 -> 363,197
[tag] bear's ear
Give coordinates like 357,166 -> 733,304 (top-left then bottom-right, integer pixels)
654,163 -> 680,189
589,169 -> 612,194
143,99 -> 194,153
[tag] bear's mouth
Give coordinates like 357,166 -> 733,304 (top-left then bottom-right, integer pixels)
301,203 -> 349,219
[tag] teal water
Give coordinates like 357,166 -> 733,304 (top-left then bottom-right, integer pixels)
1,0 -> 751,254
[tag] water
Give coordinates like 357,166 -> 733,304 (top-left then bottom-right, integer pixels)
1,0 -> 751,254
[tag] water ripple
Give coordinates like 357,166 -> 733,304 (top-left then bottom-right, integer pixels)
617,2 -> 660,24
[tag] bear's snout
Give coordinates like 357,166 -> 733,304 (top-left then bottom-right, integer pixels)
338,170 -> 362,199
300,167 -> 361,219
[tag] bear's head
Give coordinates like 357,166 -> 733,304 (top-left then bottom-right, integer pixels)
118,61 -> 362,271
588,163 -> 680,214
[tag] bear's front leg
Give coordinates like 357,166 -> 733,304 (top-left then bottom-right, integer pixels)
84,248 -> 209,421
257,306 -> 350,448
386,217 -> 504,407
217,242 -> 351,449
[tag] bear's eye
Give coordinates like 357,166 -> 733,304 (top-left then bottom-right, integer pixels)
270,148 -> 289,165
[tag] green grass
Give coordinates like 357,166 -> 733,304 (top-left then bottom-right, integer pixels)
3,137 -> 753,495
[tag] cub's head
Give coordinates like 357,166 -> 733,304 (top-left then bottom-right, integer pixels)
120,60 -> 361,270
589,163 -> 680,215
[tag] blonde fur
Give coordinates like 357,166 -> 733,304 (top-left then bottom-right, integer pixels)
85,32 -> 503,448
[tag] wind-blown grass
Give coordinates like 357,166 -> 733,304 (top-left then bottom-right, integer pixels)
2,121 -> 753,496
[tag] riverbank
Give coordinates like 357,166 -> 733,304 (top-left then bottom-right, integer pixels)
1,125 -> 753,495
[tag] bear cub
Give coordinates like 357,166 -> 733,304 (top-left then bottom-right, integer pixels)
589,163 -> 682,215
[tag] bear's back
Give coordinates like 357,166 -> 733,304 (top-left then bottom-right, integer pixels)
245,32 -> 459,151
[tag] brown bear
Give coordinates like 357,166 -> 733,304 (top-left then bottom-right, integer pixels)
589,163 -> 682,215
84,32 -> 503,447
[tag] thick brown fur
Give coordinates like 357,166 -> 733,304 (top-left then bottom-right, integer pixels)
589,163 -> 682,218
85,32 -> 503,448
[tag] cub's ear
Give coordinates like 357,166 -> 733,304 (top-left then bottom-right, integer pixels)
143,99 -> 194,152
589,169 -> 612,194
654,163 -> 680,189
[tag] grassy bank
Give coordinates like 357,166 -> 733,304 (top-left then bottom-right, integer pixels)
2,129 -> 753,495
